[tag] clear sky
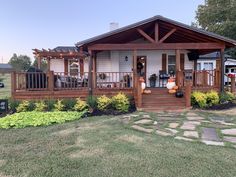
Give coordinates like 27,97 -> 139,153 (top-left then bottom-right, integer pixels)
0,0 -> 205,63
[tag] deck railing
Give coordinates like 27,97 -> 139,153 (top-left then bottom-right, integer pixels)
95,72 -> 133,89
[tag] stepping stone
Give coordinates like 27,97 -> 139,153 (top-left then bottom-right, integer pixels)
221,129 -> 236,136
156,130 -> 172,136
134,119 -> 152,124
202,128 -> 220,141
186,121 -> 201,125
223,136 -> 236,143
131,125 -> 153,133
186,112 -> 198,117
212,120 -> 235,126
153,121 -> 158,125
180,122 -> 197,130
165,128 -> 178,135
201,120 -> 211,123
123,115 -> 131,119
143,115 -> 150,118
169,123 -> 179,129
187,116 -> 205,121
184,131 -> 199,138
130,114 -> 139,117
201,140 -> 224,146
175,136 -> 193,142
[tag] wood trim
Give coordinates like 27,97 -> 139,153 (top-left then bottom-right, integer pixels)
155,22 -> 159,42
158,28 -> 177,43
162,54 -> 167,72
137,28 -> 155,43
180,53 -> 185,71
80,58 -> 84,75
88,43 -> 225,51
47,58 -> 50,71
64,59 -> 68,73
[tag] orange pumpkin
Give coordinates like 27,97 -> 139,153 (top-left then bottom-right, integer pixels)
173,86 -> 178,90
168,89 -> 176,94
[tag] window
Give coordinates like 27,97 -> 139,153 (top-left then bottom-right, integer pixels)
203,62 -> 213,70
168,55 -> 176,75
197,63 -> 201,70
68,59 -> 80,75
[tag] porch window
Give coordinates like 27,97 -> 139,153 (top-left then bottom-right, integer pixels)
203,62 -> 213,70
168,55 -> 176,75
68,59 -> 80,75
197,63 -> 201,70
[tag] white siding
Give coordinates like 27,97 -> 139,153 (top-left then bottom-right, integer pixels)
119,51 -> 132,72
96,51 -> 111,72
50,59 -> 64,73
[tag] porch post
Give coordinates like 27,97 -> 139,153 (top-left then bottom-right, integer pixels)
88,50 -> 93,96
92,53 -> 97,89
175,49 -> 181,86
47,57 -> 50,71
37,57 -> 41,69
220,48 -> 225,92
133,50 -> 137,91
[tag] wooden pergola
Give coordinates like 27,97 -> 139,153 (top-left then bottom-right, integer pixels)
32,47 -> 88,71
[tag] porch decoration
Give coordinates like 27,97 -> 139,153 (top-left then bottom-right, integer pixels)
175,90 -> 184,98
99,73 -> 107,80
167,77 -> 177,94
149,74 -> 157,87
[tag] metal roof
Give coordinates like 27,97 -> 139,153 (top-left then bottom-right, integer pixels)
76,15 -> 236,47
0,64 -> 12,69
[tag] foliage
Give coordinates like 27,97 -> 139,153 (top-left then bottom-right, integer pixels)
54,100 -> 65,111
16,100 -> 30,112
97,95 -> 111,111
206,90 -> 219,106
73,98 -> 88,112
8,53 -> 32,71
63,99 -> 76,111
32,58 -> 48,72
194,0 -> 236,57
149,74 -> 157,81
86,96 -> 97,110
0,111 -> 85,129
8,99 -> 20,112
34,101 -> 47,112
219,91 -> 235,103
191,91 -> 207,108
112,93 -> 130,112
45,99 -> 56,111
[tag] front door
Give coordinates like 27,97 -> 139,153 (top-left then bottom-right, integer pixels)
137,56 -> 147,82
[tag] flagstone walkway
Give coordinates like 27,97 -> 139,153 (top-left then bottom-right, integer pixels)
121,110 -> 236,148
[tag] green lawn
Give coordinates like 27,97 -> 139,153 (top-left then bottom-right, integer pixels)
0,73 -> 11,99
0,113 -> 236,177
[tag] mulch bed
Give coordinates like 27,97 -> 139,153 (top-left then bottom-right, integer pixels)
203,102 -> 236,110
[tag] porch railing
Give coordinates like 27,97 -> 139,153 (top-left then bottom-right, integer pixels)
95,72 -> 133,89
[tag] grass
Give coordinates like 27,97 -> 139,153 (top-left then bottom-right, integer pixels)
0,73 -> 11,99
0,114 -> 236,177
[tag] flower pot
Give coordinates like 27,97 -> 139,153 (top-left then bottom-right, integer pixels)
175,90 -> 184,98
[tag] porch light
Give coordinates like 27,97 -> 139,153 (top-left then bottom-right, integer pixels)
125,56 -> 128,61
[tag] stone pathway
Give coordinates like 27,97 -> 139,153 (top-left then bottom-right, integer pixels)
125,111 -> 236,148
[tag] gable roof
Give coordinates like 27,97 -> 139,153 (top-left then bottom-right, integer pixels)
0,64 -> 12,69
199,52 -> 234,60
76,15 -> 236,48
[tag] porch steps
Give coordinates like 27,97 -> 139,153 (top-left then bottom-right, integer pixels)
141,88 -> 186,112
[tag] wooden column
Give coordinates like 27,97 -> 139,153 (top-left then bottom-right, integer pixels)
11,71 -> 16,99
47,57 -> 50,71
231,75 -> 235,93
133,50 -> 137,97
37,57 -> 41,69
92,54 -> 97,89
137,77 -> 144,108
48,71 -> 54,92
220,48 -> 225,92
185,80 -> 192,107
88,51 -> 93,96
175,49 -> 181,86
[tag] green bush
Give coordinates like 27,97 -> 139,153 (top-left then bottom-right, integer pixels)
86,96 -> 97,110
219,92 -> 235,103
74,98 -> 88,112
8,99 -> 20,112
112,93 -> 130,112
191,91 -> 207,108
54,100 -> 65,111
45,99 -> 56,111
206,90 -> 219,106
97,95 -> 111,111
63,99 -> 76,111
34,101 -> 47,112
16,100 -> 30,112
28,101 -> 35,111
0,111 -> 85,129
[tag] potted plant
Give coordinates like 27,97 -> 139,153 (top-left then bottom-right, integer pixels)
149,74 -> 157,87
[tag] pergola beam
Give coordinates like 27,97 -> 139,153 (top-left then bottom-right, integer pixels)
158,28 -> 177,43
137,28 -> 156,43
88,43 -> 225,51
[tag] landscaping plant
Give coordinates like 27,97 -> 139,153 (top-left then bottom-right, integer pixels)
86,96 -> 97,110
219,91 -> 235,103
16,100 -> 30,112
206,90 -> 219,106
34,101 -> 47,112
63,99 -> 76,111
74,98 -> 88,112
191,91 -> 207,108
54,99 -> 65,111
97,95 -> 111,111
112,93 -> 130,112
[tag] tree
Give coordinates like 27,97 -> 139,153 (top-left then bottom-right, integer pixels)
8,54 -> 32,71
195,0 -> 236,56
32,58 -> 48,72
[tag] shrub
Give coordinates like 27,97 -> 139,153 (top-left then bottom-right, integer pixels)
54,100 -> 65,111
191,91 -> 207,108
8,99 -> 20,112
28,101 -> 35,111
86,96 -> 97,110
0,111 -> 85,129
45,99 -> 56,111
16,100 -> 30,112
63,99 -> 76,111
74,98 -> 87,112
112,93 -> 130,112
206,90 -> 219,106
97,95 -> 111,111
219,92 -> 235,103
34,101 -> 47,112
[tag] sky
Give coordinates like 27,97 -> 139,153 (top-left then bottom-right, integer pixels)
0,0 -> 205,63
